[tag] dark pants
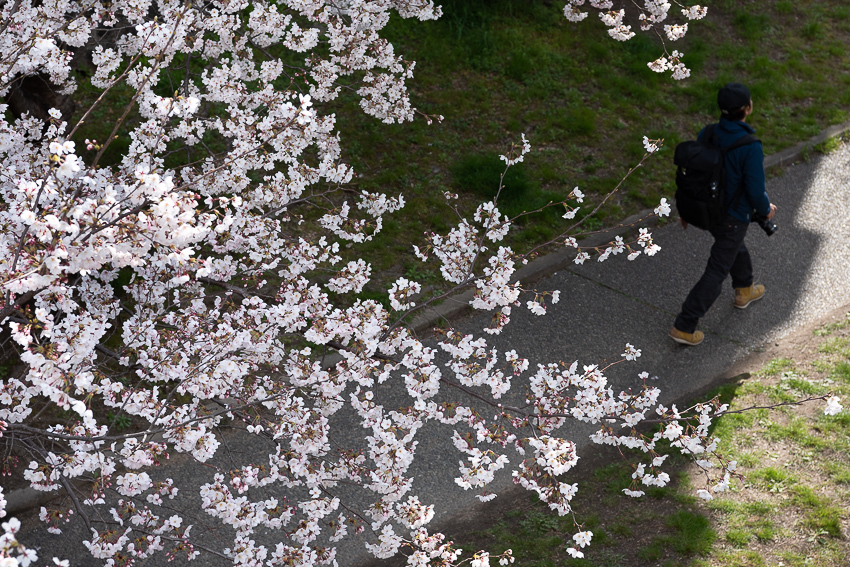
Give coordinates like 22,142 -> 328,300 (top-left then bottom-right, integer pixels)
674,218 -> 753,334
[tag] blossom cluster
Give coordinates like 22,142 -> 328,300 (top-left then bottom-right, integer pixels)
1,515 -> 68,567
0,90 -> 680,567
563,1 -> 707,79
647,49 -> 691,80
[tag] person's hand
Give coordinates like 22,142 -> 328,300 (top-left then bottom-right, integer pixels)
680,218 -> 688,229
766,203 -> 777,220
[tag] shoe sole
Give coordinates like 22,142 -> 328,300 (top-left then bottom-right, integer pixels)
669,333 -> 704,346
734,293 -> 764,310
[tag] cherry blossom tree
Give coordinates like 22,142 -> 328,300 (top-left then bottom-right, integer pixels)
0,1 -> 842,566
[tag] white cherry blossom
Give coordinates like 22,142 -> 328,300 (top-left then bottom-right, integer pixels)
0,2 -> 815,566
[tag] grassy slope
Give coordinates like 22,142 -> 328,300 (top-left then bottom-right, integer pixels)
326,0 -> 850,296
63,1 -> 850,303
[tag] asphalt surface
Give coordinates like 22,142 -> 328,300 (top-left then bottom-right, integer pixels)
7,129 -> 850,566
353,131 -> 850,566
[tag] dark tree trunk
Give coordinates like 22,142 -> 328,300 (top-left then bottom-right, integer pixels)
4,73 -> 75,125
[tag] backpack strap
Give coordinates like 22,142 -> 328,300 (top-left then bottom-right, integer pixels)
704,123 -> 716,147
710,124 -> 760,216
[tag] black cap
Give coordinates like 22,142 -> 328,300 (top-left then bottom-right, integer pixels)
717,83 -> 751,114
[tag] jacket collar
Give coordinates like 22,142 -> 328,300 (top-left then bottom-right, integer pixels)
718,116 -> 756,134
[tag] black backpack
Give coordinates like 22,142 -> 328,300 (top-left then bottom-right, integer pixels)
673,124 -> 759,230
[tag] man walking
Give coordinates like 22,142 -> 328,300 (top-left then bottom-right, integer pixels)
670,83 -> 777,346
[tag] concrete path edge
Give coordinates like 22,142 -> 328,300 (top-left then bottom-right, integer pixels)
409,119 -> 850,334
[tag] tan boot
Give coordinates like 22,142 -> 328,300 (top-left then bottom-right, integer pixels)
670,327 -> 704,346
734,284 -> 765,309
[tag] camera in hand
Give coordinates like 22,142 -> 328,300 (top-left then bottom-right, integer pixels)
753,212 -> 778,236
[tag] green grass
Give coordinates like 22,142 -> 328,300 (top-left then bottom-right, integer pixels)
816,136 -> 843,154
756,358 -> 794,377
723,512 -> 779,547
56,1 -> 850,297
792,486 -> 844,538
814,313 -> 850,336
818,337 -> 850,356
710,550 -> 767,567
824,462 -> 850,484
833,361 -> 850,384
315,0 -> 850,292
776,372 -> 827,396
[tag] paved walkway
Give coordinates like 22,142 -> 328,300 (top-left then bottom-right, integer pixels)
353,134 -> 850,566
10,132 -> 850,567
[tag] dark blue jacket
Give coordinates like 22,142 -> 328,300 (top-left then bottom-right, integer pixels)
698,118 -> 771,223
